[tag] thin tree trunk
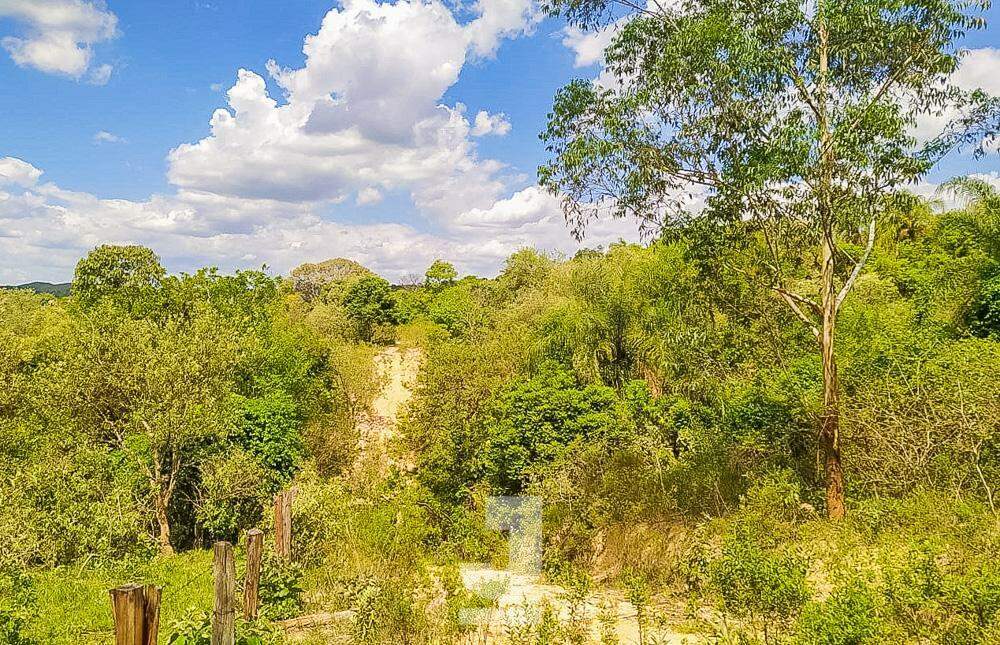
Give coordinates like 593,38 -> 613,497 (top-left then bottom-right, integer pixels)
820,232 -> 846,520
149,443 -> 178,555
154,493 -> 174,555
816,1 -> 846,520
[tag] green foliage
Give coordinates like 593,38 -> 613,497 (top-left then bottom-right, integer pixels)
970,274 -> 1000,338
258,552 -> 304,620
195,449 -> 272,536
72,245 -> 165,312
289,257 -> 373,302
424,259 -> 457,287
342,275 -> 397,341
0,567 -> 37,645
232,389 -> 303,481
497,248 -> 553,298
166,609 -> 280,645
708,537 -> 810,640
480,363 -> 622,491
426,278 -> 486,336
795,579 -> 883,645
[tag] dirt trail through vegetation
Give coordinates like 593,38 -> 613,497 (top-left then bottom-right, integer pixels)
355,346 -> 422,464
357,345 -> 703,643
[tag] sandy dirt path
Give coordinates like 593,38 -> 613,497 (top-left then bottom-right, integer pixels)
356,345 -> 422,456
355,345 -> 705,643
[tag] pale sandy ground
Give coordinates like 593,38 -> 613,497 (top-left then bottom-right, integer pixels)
458,567 -> 706,644
355,345 -> 422,466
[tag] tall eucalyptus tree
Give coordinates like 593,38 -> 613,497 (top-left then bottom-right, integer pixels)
540,0 -> 1000,517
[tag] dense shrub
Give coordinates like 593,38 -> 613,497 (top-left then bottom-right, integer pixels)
795,579 -> 884,645
708,536 -> 810,641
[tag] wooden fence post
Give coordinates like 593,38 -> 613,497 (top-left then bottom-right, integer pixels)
244,528 -> 264,621
110,583 -> 161,645
273,493 -> 286,560
273,489 -> 295,560
212,541 -> 236,645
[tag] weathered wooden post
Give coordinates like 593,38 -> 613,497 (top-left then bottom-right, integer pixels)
109,583 -> 161,645
244,528 -> 264,621
212,541 -> 236,645
273,488 -> 294,560
273,493 -> 286,560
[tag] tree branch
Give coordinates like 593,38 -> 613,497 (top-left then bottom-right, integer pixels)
836,214 -> 877,311
774,287 -> 821,341
790,66 -> 822,121
776,286 -> 822,316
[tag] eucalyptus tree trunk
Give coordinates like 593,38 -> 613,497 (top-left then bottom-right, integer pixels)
820,231 -> 846,520
153,494 -> 174,556
816,3 -> 846,520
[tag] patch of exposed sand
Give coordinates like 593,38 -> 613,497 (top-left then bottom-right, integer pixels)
357,345 -> 422,451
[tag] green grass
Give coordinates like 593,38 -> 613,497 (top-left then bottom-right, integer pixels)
27,550 -> 216,644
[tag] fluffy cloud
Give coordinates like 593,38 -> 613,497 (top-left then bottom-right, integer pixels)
561,23 -> 620,68
1,0 -> 649,284
0,156 -> 641,284
0,0 -> 117,79
471,110 -> 512,136
0,157 -> 43,187
465,0 -> 541,58
168,0 -> 535,216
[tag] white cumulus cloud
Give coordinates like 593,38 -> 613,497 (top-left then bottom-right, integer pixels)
167,0 -> 538,220
471,110 -> 512,136
0,156 -> 43,187
0,0 -> 118,79
0,0 -> 650,284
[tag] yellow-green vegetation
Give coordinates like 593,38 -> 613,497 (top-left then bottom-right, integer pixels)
4,1 -> 1000,641
3,192 -> 1000,642
28,551 -> 214,644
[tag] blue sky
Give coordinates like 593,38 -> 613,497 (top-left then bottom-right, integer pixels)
0,1 -> 578,201
0,0 -> 999,284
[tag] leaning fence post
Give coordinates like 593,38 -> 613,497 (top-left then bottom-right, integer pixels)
110,583 -> 161,645
212,541 -> 235,645
244,528 -> 264,621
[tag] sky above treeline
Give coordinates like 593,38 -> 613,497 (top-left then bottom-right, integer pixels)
1,0 -> 999,284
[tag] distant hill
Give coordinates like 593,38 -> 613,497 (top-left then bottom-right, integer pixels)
4,282 -> 72,296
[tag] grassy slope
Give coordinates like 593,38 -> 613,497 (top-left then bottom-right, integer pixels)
27,550 -> 216,644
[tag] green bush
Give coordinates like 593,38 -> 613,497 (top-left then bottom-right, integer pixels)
0,567 -> 37,645
708,536 -> 810,641
969,272 -> 1000,338
342,275 -> 397,342
258,552 -> 304,620
166,609 -> 280,645
232,389 -> 303,481
479,363 -> 624,492
795,579 -> 883,644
